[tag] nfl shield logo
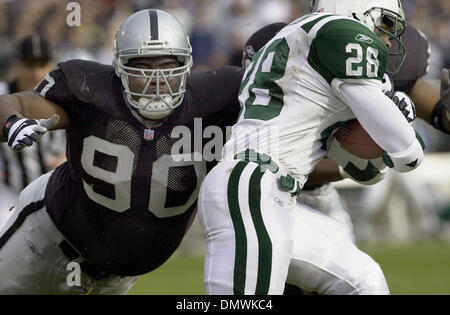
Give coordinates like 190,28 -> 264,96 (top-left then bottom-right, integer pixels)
144,129 -> 155,141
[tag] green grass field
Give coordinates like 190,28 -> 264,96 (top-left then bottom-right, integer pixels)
362,242 -> 450,295
128,242 -> 450,295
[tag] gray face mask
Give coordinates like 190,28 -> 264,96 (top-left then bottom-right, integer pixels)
113,9 -> 193,121
119,62 -> 191,120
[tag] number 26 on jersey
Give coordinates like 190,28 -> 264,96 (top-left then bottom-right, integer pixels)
345,43 -> 379,78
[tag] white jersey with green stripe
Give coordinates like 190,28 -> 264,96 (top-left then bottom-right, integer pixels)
223,13 -> 389,186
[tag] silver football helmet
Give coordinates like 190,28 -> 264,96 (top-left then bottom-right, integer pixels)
113,9 -> 193,120
311,0 -> 407,74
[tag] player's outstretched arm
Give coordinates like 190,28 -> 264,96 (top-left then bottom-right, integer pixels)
338,83 -> 424,173
407,69 -> 450,134
408,78 -> 440,122
0,91 -> 70,151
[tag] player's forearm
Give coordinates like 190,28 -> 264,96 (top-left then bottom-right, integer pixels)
339,83 -> 424,172
305,158 -> 343,186
407,78 -> 440,122
406,77 -> 450,133
1,92 -> 69,142
339,83 -> 416,153
427,69 -> 450,134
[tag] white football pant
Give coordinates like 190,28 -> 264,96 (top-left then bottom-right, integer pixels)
198,160 -> 389,295
299,183 -> 355,243
0,182 -> 16,231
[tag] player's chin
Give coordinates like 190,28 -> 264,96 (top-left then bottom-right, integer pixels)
138,107 -> 174,122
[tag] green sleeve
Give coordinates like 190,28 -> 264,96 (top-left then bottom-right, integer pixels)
307,19 -> 389,84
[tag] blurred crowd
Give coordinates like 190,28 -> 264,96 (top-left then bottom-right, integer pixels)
0,0 -> 448,148
0,0 -> 305,77
0,0 -> 447,74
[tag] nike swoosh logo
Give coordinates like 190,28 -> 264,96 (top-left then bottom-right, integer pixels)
16,122 -> 27,131
355,34 -> 374,44
8,121 -> 32,146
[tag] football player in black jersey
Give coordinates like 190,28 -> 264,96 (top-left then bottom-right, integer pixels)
0,9 -> 242,294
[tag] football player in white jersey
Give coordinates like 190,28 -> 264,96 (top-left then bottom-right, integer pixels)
241,23 -> 408,295
299,1 -> 450,243
198,0 -> 425,295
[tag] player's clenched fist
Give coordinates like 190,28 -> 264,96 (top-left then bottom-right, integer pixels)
2,114 -> 60,151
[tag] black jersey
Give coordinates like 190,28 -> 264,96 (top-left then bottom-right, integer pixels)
34,59 -> 243,276
390,25 -> 430,94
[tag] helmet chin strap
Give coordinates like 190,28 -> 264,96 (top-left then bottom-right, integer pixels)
137,97 -> 174,120
122,93 -> 171,128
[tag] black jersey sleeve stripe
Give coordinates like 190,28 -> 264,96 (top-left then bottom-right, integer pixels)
149,9 -> 159,40
0,200 -> 45,250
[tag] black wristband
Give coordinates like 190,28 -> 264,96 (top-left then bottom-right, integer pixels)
430,100 -> 450,135
2,114 -> 19,138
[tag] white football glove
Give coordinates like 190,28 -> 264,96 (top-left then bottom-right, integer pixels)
389,91 -> 416,123
3,114 -> 60,152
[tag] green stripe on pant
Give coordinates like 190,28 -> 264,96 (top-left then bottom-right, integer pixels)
248,165 -> 272,294
227,161 -> 249,295
227,161 -> 273,295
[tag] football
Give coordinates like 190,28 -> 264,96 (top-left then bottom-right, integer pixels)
335,119 -> 384,159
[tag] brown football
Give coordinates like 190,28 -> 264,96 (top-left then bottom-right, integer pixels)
335,119 -> 384,159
